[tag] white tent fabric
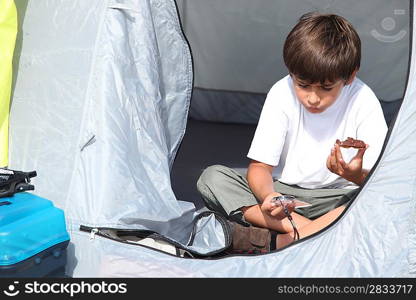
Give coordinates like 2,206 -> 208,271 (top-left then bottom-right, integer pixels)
9,0 -> 416,277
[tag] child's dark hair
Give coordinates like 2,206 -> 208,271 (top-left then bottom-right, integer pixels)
283,12 -> 361,84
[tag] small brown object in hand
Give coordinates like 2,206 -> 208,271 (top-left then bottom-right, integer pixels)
336,137 -> 366,149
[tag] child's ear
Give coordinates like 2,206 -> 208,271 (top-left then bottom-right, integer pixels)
345,69 -> 359,85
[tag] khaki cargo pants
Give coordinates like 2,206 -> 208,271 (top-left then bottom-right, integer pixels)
197,165 -> 358,226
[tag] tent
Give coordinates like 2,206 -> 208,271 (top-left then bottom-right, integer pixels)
8,0 -> 416,277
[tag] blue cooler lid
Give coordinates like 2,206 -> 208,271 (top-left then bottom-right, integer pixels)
0,193 -> 70,266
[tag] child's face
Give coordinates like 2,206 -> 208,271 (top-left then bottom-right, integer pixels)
292,75 -> 348,114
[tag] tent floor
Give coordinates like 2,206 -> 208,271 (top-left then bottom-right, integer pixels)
171,119 -> 256,210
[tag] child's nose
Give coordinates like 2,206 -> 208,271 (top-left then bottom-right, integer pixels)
307,93 -> 320,106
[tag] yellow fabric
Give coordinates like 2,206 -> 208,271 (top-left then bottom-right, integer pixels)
0,0 -> 17,166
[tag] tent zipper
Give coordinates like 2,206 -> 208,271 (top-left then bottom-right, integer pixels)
80,226 -> 119,242
80,212 -> 234,256
80,225 -> 153,242
79,225 -> 192,258
89,228 -> 98,240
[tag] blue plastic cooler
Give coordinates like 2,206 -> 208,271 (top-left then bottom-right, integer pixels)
0,192 -> 69,277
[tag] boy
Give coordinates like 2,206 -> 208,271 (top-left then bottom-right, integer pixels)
197,12 -> 387,250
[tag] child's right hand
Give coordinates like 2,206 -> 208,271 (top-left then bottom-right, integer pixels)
261,193 -> 296,220
326,143 -> 369,185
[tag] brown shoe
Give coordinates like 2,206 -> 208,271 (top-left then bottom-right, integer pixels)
227,222 -> 276,254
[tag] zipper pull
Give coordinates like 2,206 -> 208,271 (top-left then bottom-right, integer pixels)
90,228 -> 99,240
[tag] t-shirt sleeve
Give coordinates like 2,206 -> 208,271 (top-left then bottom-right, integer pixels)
247,84 -> 289,166
355,88 -> 388,170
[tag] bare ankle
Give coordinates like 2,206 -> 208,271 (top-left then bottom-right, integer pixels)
276,232 -> 295,249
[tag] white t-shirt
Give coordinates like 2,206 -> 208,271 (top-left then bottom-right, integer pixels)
247,75 -> 388,189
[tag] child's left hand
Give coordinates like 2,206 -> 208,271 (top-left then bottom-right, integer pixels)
261,194 -> 296,220
326,143 -> 368,184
